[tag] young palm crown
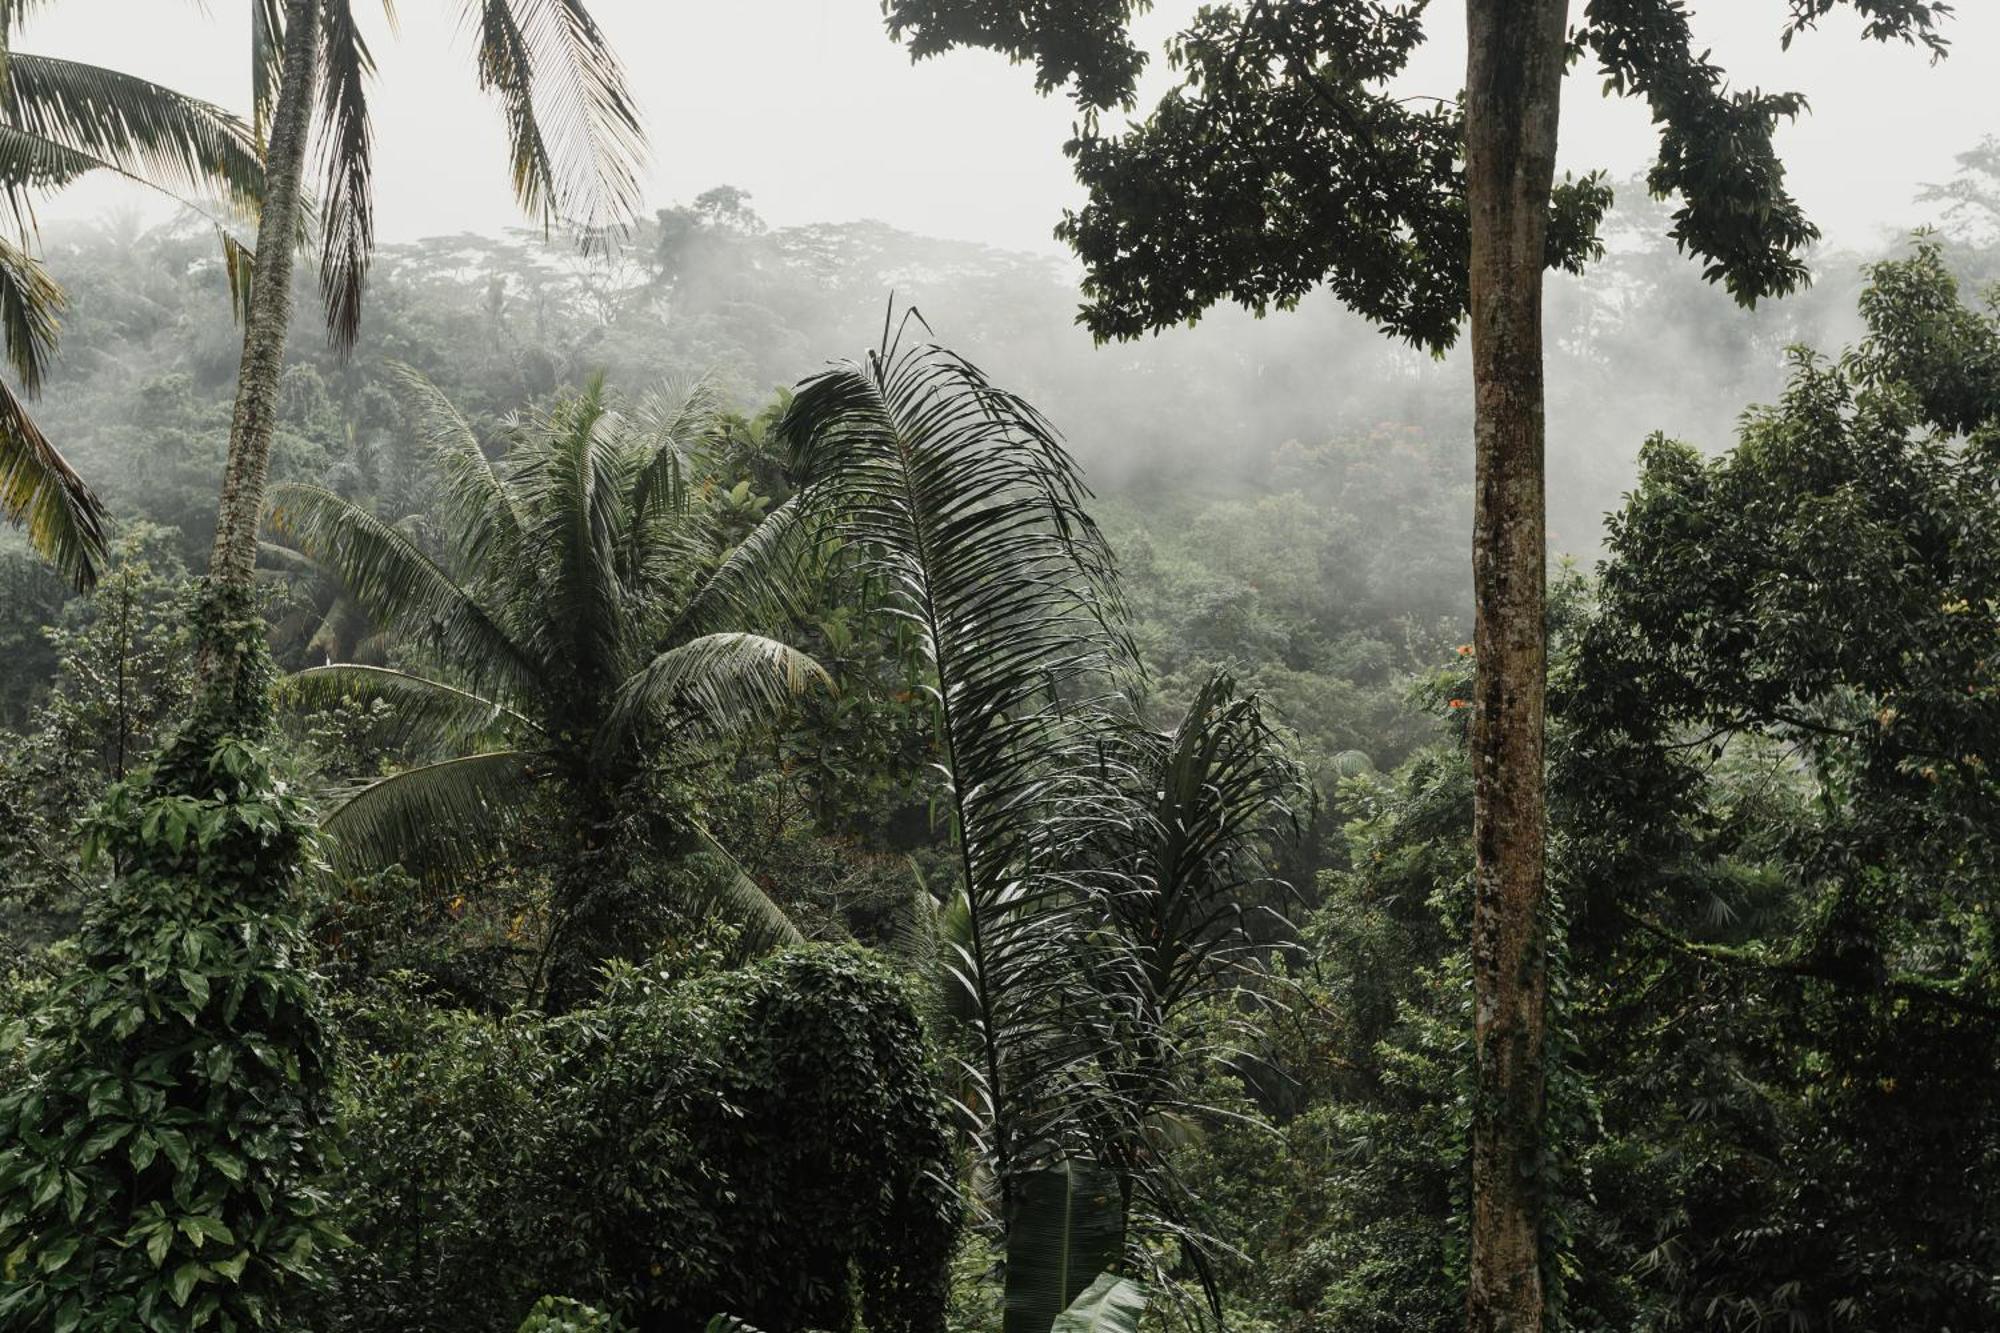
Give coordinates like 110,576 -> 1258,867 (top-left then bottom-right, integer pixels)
270,368 -> 827,963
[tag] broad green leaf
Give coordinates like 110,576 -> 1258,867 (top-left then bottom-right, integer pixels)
1002,1160 -> 1126,1333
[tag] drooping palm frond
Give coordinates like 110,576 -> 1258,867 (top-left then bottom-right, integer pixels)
320,747 -> 542,878
672,492 -> 831,638
603,630 -> 829,754
461,0 -> 645,244
0,52 -> 270,585
0,54 -> 264,232
681,820 -> 805,953
0,364 -> 100,585
282,663 -> 533,748
315,0 -> 376,351
1073,672 -> 1300,1312
266,481 -> 540,697
0,229 -> 57,391
250,0 -> 287,148
780,324 -> 1135,1191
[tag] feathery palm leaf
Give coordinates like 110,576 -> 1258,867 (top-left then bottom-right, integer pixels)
267,481 -> 541,697
0,364 -> 99,584
0,54 -> 264,231
388,361 -> 522,570
673,492 -> 830,638
0,229 -> 56,390
316,0 -> 376,350
508,378 -> 629,680
462,0 -> 645,244
605,631 -> 830,754
282,663 -> 531,748
320,747 -> 542,878
781,324 -> 1133,1190
680,820 -> 805,953
1102,671 -> 1301,1020
0,49 -> 267,584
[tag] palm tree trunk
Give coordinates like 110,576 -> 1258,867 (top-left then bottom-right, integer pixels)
192,0 -> 318,730
1463,3 -> 1567,1330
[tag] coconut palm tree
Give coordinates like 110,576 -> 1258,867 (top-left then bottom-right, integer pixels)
196,0 -> 645,732
0,13 -> 268,585
269,368 -> 825,1001
780,324 -> 1301,1328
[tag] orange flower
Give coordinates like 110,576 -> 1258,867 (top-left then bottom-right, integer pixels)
1456,644 -> 1474,657
1448,698 -> 1468,710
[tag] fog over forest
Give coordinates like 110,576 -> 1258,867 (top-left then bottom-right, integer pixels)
3,5 -> 1998,1333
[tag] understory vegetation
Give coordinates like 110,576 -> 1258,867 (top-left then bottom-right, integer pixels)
2,155 -> 1998,1330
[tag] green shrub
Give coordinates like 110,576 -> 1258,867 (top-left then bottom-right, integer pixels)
322,946 -> 961,1333
0,735 -> 337,1330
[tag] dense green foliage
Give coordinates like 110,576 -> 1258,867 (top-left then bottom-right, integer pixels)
1156,243 -> 2000,1331
319,947 -> 960,1333
0,139 -> 1996,1332
0,731 -> 337,1331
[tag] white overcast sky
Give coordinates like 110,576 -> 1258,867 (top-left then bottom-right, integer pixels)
21,1 -> 2000,254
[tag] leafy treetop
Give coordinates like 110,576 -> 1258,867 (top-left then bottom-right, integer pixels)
882,0 -> 1954,345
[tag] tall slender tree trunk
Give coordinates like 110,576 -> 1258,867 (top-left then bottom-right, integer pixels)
192,0 -> 319,730
1463,3 -> 1567,1331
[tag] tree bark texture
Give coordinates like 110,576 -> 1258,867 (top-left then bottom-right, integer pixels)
195,0 -> 319,718
1463,3 -> 1568,1331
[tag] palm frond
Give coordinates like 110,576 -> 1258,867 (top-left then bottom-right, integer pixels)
389,362 -> 521,570
320,748 -> 542,877
0,365 -> 100,586
603,630 -> 828,754
251,0 -> 286,147
780,324 -> 1135,1188
509,378 -> 627,679
681,819 -> 805,954
266,481 -> 540,697
0,54 -> 264,230
0,229 -> 57,390
627,375 -> 717,525
281,663 -> 533,748
622,376 -> 714,538
614,377 -> 722,591
315,0 -> 375,352
1102,670 -> 1302,1018
672,492 -> 831,639
462,0 -> 645,244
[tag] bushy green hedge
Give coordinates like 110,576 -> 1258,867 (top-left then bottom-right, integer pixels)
0,736 -> 337,1331
320,946 -> 961,1333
